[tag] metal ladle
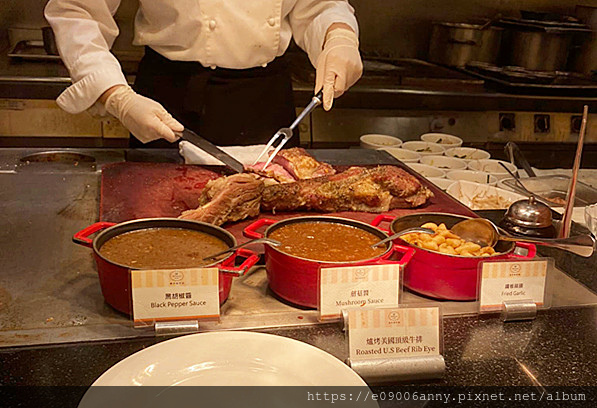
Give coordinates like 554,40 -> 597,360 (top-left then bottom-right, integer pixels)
451,218 -> 595,257
203,237 -> 281,260
371,227 -> 434,248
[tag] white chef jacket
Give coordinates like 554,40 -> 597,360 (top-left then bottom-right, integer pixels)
44,0 -> 358,115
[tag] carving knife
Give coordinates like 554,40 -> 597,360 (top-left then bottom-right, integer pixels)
177,128 -> 244,173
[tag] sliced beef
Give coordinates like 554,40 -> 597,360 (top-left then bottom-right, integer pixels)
245,162 -> 296,183
261,166 -> 433,213
272,147 -> 336,180
179,174 -> 264,226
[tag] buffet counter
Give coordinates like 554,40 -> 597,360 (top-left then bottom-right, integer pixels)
0,147 -> 596,395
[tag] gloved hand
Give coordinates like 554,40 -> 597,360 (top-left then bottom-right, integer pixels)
315,27 -> 363,111
103,85 -> 183,143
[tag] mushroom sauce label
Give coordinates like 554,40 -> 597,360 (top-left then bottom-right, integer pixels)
318,264 -> 402,320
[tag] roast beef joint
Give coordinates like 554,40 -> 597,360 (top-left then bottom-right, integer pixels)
180,148 -> 433,226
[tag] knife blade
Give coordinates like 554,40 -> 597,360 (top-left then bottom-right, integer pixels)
178,128 -> 244,173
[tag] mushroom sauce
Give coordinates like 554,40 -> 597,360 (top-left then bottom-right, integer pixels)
268,222 -> 386,262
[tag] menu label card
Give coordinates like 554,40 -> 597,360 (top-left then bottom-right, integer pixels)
131,268 -> 220,324
479,260 -> 547,312
319,264 -> 401,320
348,306 -> 441,361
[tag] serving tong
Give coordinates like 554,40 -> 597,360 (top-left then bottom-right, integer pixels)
254,91 -> 324,170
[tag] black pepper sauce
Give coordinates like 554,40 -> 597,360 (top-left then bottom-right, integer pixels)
99,228 -> 229,269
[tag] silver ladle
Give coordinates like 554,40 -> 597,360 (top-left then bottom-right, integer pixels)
371,227 -> 434,248
451,218 -> 595,257
203,237 -> 281,260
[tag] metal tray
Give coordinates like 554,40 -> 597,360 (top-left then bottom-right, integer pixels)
502,175 -> 597,207
8,40 -> 61,61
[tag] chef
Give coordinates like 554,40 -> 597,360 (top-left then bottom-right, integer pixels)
44,1 -> 363,147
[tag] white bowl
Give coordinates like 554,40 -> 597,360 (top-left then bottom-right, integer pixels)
406,163 -> 446,178
420,155 -> 467,170
360,134 -> 402,149
401,141 -> 446,156
427,177 -> 455,191
468,159 -> 518,180
585,203 -> 597,236
420,133 -> 463,148
446,169 -> 498,186
378,147 -> 421,163
446,180 -> 526,210
444,147 -> 491,161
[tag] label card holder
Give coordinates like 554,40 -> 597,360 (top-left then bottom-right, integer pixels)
318,264 -> 402,321
130,268 -> 220,328
477,259 -> 553,318
343,305 -> 445,384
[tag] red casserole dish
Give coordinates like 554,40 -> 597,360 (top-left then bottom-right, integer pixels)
244,216 -> 415,308
371,213 -> 536,300
73,218 -> 259,315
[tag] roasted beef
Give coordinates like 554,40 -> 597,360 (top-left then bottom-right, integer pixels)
261,166 -> 433,213
272,147 -> 335,179
244,162 -> 295,184
179,173 -> 263,226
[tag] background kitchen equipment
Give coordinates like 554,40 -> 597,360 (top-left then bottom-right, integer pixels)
569,5 -> 597,76
498,15 -> 592,71
428,22 -> 504,67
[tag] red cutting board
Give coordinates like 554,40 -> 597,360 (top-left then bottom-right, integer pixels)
100,162 -> 476,244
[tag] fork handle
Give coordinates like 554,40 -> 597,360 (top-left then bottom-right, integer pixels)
289,91 -> 323,131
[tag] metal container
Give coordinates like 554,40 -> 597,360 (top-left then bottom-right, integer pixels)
428,22 -> 504,67
42,26 -> 58,56
510,30 -> 573,71
570,5 -> 597,75
371,213 -> 536,300
243,216 -> 415,308
73,218 -> 259,315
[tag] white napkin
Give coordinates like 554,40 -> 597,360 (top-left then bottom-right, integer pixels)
179,141 -> 270,166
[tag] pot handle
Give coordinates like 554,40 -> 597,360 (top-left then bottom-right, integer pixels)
370,214 -> 395,233
72,222 -> 116,247
369,244 -> 415,266
243,218 -> 276,239
448,38 -> 479,46
510,242 -> 537,259
219,248 -> 260,277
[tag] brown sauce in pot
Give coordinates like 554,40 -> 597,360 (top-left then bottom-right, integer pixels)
269,222 -> 386,262
99,228 -> 229,269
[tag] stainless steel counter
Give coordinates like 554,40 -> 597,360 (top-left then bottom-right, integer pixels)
0,147 -> 596,349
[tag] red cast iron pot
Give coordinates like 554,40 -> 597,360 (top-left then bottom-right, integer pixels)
371,213 -> 537,301
73,218 -> 259,315
243,216 -> 415,308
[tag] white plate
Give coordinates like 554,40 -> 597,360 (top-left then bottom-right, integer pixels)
446,180 -> 526,210
88,331 -> 367,386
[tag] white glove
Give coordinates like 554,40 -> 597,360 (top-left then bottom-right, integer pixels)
315,27 -> 363,111
104,85 -> 183,143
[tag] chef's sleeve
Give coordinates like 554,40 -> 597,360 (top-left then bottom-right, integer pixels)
44,0 -> 128,114
289,0 -> 359,67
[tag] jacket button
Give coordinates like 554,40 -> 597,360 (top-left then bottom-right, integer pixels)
268,17 -> 276,27
209,20 -> 217,30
